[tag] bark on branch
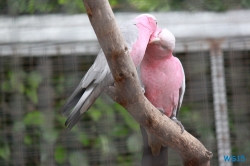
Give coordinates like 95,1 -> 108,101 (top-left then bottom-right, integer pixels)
82,0 -> 213,165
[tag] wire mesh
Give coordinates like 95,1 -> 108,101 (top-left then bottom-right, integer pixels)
1,38 -> 249,165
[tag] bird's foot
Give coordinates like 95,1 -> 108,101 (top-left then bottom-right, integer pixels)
157,108 -> 165,116
171,117 -> 185,134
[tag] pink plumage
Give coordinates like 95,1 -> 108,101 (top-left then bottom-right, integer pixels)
131,14 -> 158,66
140,28 -> 185,158
141,28 -> 185,119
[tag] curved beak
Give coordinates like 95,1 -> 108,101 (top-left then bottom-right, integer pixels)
149,37 -> 161,44
149,28 -> 162,44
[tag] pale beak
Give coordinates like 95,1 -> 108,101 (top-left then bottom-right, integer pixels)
149,37 -> 161,44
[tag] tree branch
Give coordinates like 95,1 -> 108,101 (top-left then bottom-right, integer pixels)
82,0 -> 213,165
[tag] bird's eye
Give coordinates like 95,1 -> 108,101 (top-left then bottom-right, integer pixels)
161,45 -> 168,50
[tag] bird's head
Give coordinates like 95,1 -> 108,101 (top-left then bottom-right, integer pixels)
135,14 -> 157,33
149,28 -> 175,52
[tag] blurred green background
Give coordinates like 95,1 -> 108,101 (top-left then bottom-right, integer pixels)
1,0 -> 250,15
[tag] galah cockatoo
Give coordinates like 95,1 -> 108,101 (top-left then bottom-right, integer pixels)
62,14 -> 157,129
139,28 -> 185,164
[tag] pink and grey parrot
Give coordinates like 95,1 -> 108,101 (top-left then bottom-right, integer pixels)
62,14 -> 157,129
139,28 -> 185,165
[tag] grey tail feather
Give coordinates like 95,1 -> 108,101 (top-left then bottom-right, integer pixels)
65,84 -> 103,130
64,102 -> 93,130
62,85 -> 86,116
65,73 -> 114,130
65,110 -> 82,130
140,125 -> 168,166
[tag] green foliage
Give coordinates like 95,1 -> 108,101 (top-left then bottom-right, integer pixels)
25,71 -> 42,104
53,74 -> 65,96
61,0 -> 86,14
126,133 -> 142,153
116,155 -> 133,166
54,145 -> 67,164
69,151 -> 89,166
55,114 -> 67,127
24,111 -> 45,126
25,88 -> 38,104
1,0 -> 250,15
1,70 -> 26,93
242,141 -> 250,154
87,107 -> 102,122
6,0 -> 56,15
242,0 -> 250,7
203,0 -> 226,11
98,135 -> 110,154
24,135 -> 33,145
42,130 -> 59,143
1,70 -> 42,104
27,71 -> 42,89
13,121 -> 25,132
114,103 -> 139,132
109,0 -> 119,7
112,124 -> 129,137
0,143 -> 10,161
128,0 -> 170,11
77,132 -> 90,146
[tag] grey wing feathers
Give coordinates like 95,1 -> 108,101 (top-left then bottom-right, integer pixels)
65,73 -> 114,129
62,82 -> 86,116
65,84 -> 96,129
63,20 -> 139,129
175,59 -> 185,117
120,20 -> 138,52
81,50 -> 110,88
63,50 -> 110,128
62,50 -> 109,116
